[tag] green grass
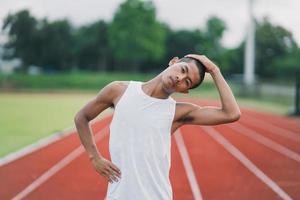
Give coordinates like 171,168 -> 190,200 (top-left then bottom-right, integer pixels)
183,82 -> 294,115
0,71 -> 155,90
0,92 -> 112,158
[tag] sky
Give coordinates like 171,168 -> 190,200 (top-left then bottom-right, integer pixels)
0,0 -> 299,48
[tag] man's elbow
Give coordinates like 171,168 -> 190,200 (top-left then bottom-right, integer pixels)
74,112 -> 86,125
227,110 -> 241,122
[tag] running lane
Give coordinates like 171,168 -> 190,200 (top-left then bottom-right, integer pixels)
2,97 -> 300,199
240,109 -> 300,134
170,135 -> 195,200
0,116 -> 112,200
17,122 -> 194,199
237,117 -> 300,154
179,124 -> 283,200
213,124 -> 300,199
22,129 -> 111,200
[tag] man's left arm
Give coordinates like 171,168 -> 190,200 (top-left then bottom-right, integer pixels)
180,55 -> 241,126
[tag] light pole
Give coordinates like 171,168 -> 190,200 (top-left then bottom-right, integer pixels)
243,0 -> 256,91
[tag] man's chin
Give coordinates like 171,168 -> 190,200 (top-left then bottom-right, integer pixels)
163,83 -> 175,94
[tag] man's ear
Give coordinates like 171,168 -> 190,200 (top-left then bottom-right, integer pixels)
168,56 -> 179,66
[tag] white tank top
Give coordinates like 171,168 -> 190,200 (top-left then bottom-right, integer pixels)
106,80 -> 176,200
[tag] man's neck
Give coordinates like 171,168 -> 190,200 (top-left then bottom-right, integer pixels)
142,75 -> 172,99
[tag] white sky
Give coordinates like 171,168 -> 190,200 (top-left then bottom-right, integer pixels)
0,0 -> 299,48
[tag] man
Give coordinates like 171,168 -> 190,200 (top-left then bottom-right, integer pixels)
74,54 -> 241,199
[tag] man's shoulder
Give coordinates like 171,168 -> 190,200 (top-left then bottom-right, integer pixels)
108,81 -> 130,92
106,81 -> 131,99
111,80 -> 130,87
106,81 -> 131,107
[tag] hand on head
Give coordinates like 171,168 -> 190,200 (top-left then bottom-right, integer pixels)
184,54 -> 219,73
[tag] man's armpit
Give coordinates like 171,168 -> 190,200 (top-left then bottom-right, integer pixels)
178,115 -> 194,123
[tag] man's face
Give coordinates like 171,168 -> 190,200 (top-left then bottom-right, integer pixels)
161,57 -> 201,94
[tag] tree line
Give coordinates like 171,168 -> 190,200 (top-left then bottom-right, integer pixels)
2,0 -> 300,79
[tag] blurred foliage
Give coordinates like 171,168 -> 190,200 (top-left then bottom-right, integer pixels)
255,17 -> 300,78
2,10 -> 37,68
0,71 -> 217,92
72,21 -> 110,71
2,10 -> 73,71
108,0 -> 166,72
1,0 -> 300,80
0,71 -> 154,90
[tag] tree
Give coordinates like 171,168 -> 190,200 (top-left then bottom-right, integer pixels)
2,10 -> 73,72
165,29 -> 204,61
223,17 -> 300,79
2,10 -> 37,69
36,19 -> 73,71
255,17 -> 299,78
72,20 -> 110,71
162,17 -> 226,70
108,0 -> 166,72
202,16 -> 226,66
222,46 -> 244,75
271,49 -> 300,78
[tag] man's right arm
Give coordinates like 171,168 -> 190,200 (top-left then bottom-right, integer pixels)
74,81 -> 122,183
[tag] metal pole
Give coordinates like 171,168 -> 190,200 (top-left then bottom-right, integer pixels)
294,72 -> 300,115
244,0 -> 256,87
289,71 -> 300,116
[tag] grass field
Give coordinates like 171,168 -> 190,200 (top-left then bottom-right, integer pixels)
0,71 -> 155,90
0,92 -> 112,157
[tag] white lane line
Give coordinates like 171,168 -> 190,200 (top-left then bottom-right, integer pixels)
11,126 -> 109,200
0,126 -> 74,167
0,119 -> 103,167
241,115 -> 300,142
202,126 -> 293,200
228,123 -> 300,163
174,129 -> 203,200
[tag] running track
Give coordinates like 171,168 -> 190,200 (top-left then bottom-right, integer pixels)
1,98 -> 300,200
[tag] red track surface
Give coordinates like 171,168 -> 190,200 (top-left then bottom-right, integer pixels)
0,99 -> 300,200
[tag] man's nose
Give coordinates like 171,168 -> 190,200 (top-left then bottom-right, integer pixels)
175,74 -> 185,82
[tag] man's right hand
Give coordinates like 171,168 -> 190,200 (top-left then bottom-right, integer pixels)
91,156 -> 121,183
185,54 -> 219,74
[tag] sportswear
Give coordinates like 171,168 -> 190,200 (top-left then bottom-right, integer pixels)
106,80 -> 176,200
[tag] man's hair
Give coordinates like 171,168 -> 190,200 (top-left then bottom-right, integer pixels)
178,57 -> 206,89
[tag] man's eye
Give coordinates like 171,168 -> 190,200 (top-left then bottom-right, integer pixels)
181,67 -> 185,73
